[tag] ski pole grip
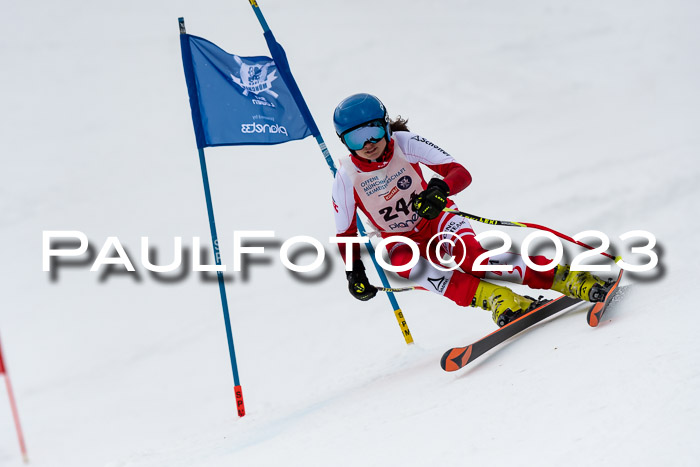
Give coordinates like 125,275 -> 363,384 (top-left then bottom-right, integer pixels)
235,385 -> 246,417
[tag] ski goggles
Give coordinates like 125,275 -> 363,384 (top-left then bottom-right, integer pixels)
341,120 -> 387,151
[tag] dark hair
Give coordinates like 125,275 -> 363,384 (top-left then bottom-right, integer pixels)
389,116 -> 410,132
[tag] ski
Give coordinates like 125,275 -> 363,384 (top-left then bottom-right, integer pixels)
586,270 -> 624,327
441,295 -> 581,372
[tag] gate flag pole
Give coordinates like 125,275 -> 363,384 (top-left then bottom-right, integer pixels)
0,334 -> 29,462
245,0 -> 414,344
179,18 -> 246,417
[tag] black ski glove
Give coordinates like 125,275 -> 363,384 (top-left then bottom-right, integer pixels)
346,259 -> 378,301
412,178 -> 450,220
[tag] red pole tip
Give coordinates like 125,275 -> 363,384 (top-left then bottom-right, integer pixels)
234,385 -> 245,417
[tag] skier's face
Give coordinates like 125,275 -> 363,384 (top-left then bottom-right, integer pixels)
354,138 -> 387,161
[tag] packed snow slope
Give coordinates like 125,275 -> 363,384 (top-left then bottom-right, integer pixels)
1,0 -> 699,466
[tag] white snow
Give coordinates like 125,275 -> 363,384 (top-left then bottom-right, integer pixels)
1,0 -> 699,466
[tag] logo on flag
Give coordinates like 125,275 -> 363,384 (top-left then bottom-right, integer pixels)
180,34 -> 312,148
230,56 -> 279,99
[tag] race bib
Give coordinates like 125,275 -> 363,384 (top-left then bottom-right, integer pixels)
341,143 -> 423,233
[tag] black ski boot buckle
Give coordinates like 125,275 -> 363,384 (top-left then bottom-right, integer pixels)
497,309 -> 524,327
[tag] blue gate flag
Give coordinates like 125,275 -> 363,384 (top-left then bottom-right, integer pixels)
180,34 -> 312,148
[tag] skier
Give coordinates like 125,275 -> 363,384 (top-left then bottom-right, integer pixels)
332,93 -> 608,326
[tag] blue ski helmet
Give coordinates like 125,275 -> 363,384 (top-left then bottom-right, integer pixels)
333,93 -> 391,149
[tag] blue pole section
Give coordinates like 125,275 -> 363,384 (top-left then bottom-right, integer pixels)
181,16 -> 246,416
245,1 -> 413,343
197,147 -> 246,416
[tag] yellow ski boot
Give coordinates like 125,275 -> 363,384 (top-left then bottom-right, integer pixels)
551,265 -> 607,302
472,280 -> 534,327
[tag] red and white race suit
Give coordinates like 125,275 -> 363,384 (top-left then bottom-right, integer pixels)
332,131 -> 554,306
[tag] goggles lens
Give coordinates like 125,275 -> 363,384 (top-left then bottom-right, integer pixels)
342,121 -> 386,151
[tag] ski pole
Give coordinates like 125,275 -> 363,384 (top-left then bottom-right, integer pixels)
377,286 -> 421,293
443,208 -> 622,262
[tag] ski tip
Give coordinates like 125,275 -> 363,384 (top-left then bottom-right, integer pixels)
440,352 -> 450,371
587,303 -> 602,327
441,346 -> 472,372
587,269 -> 624,327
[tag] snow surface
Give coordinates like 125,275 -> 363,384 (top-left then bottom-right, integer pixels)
1,0 -> 699,465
